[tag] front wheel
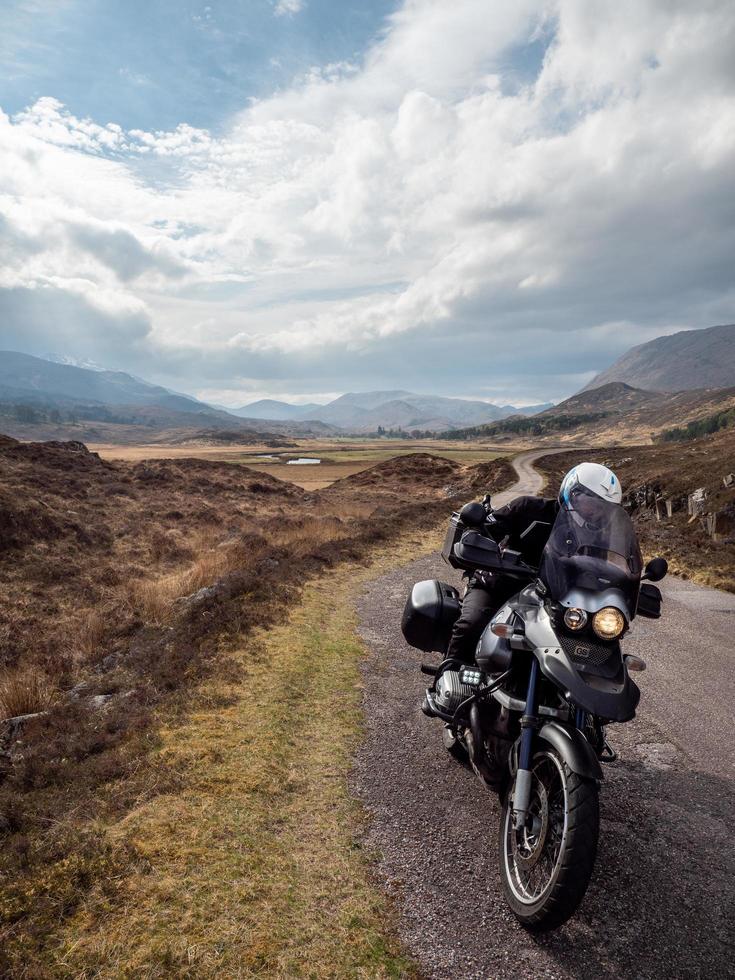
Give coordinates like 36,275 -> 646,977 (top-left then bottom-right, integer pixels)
499,747 -> 599,931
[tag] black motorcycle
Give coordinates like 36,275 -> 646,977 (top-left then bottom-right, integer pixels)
401,493 -> 667,930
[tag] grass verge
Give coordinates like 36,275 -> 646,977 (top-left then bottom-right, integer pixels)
18,527 -> 439,978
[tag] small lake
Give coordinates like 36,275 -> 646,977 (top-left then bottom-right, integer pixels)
286,457 -> 321,465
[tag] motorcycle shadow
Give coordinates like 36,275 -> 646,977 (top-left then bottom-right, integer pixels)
534,756 -> 734,980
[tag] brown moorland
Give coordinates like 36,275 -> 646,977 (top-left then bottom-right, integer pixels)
0,436 -> 513,968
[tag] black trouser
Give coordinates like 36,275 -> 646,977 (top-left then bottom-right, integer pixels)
446,576 -> 518,664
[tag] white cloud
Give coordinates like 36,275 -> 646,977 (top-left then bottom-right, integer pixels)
1,0 -> 734,401
273,0 -> 305,17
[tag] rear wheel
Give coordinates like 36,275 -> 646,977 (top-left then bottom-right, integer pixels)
499,747 -> 599,931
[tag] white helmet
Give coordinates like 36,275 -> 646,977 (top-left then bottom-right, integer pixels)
559,462 -> 622,508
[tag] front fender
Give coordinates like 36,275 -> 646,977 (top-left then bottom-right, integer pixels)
509,721 -> 603,781
538,721 -> 603,781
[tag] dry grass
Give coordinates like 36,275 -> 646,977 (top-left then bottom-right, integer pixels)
0,666 -> 55,719
0,441 -> 513,972
69,607 -> 110,661
4,526 -> 441,977
125,517 -> 356,626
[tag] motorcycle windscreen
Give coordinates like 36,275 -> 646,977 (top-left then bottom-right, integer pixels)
538,491 -> 642,619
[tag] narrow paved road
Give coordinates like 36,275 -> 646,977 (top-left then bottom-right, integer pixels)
352,453 -> 734,980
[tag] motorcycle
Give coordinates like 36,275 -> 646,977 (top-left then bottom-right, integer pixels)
400,493 -> 667,930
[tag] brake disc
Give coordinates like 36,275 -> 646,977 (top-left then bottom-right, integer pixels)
513,781 -> 549,871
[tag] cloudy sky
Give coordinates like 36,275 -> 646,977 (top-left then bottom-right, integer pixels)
1,0 -> 734,407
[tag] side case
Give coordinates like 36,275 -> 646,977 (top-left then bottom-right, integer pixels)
401,580 -> 461,653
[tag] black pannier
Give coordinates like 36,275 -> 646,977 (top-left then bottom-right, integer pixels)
401,579 -> 461,653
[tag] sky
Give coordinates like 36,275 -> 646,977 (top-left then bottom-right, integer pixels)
1,0 -> 734,408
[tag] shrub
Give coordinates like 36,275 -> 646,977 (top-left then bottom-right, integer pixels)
0,667 -> 54,720
658,406 -> 735,442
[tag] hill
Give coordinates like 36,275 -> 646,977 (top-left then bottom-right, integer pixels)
441,382 -> 735,446
230,398 -> 324,420
0,352 -> 338,442
0,350 -> 215,414
584,323 -> 735,392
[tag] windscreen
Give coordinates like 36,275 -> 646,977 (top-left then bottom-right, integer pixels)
539,489 -> 642,616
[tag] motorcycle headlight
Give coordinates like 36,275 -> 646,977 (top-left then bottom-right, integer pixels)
592,607 -> 625,640
563,607 -> 588,631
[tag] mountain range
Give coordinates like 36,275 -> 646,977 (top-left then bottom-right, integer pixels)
2,320 -> 735,442
0,352 -> 551,434
233,391 -> 552,431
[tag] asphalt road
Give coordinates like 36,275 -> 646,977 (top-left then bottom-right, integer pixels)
352,453 -> 735,979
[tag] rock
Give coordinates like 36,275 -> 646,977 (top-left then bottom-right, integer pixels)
0,711 -> 48,741
258,557 -> 280,571
174,585 -> 222,610
97,652 -> 120,672
636,741 -> 679,770
688,487 -> 707,517
724,473 -> 734,488
88,694 -> 113,710
68,681 -> 89,700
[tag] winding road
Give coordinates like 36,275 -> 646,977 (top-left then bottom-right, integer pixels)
352,451 -> 734,980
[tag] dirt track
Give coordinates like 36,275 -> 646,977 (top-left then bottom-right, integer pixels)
351,453 -> 734,979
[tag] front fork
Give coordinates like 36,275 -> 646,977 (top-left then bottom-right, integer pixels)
512,658 -> 539,829
511,666 -> 594,828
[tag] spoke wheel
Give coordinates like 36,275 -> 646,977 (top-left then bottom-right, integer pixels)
499,747 -> 599,931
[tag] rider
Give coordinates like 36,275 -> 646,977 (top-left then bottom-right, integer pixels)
447,462 -> 622,663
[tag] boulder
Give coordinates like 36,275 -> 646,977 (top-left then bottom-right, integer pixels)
687,488 -> 707,517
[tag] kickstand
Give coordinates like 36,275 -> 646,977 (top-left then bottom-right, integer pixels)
599,739 -> 617,763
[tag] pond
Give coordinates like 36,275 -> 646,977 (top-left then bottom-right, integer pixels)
286,457 -> 322,465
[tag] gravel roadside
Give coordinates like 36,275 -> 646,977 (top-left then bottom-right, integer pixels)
351,540 -> 734,978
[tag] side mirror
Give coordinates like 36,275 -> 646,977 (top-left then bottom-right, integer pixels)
460,501 -> 486,526
643,557 -> 668,582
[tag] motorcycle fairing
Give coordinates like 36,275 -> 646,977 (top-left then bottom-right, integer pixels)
521,599 -> 641,722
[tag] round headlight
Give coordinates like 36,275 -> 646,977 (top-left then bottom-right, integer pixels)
563,607 -> 588,631
592,607 -> 625,640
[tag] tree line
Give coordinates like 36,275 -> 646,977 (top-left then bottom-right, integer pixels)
657,406 -> 735,442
